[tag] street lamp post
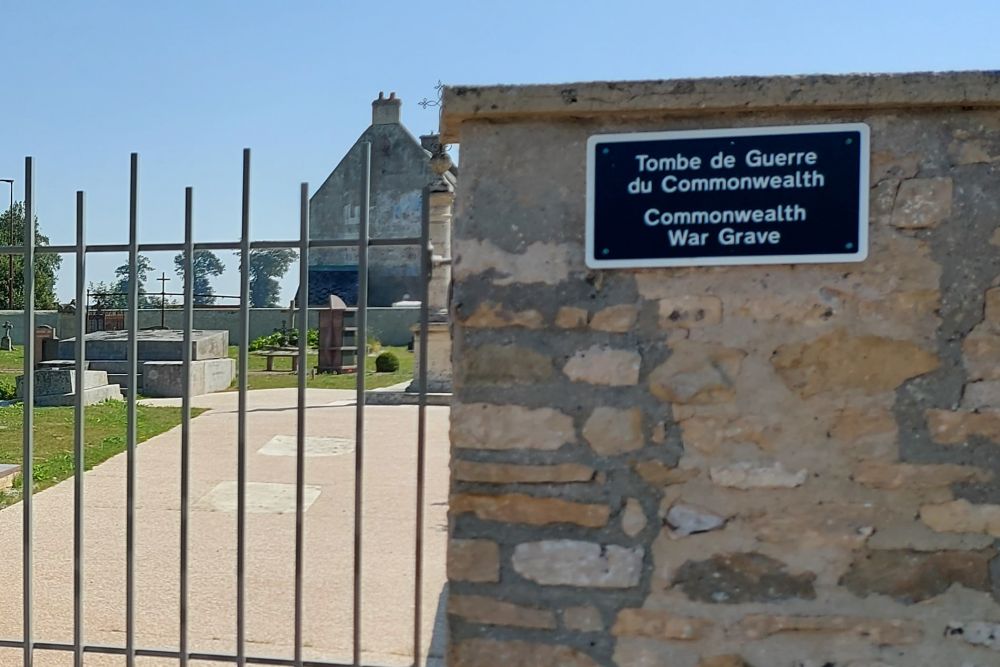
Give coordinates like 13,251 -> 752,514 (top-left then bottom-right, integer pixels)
0,179 -> 13,310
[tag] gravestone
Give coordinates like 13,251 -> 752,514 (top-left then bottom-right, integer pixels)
17,368 -> 123,406
0,321 -> 12,352
51,329 -> 236,398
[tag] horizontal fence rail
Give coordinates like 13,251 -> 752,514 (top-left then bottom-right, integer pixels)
0,237 -> 423,255
3,146 -> 434,667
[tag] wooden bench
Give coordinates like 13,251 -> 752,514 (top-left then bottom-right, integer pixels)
255,350 -> 300,372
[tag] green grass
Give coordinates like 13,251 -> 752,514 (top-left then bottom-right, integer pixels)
227,345 -> 414,391
0,400 -> 203,508
0,346 -> 24,372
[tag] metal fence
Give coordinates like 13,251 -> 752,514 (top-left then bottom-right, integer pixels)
0,144 -> 433,666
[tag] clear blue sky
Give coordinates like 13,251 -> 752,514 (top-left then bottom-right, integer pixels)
0,0 -> 996,303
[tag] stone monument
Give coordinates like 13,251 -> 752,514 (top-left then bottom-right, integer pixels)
408,145 -> 454,394
49,329 -> 236,398
0,320 -> 12,352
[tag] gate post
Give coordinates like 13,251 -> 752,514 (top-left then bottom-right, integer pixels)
441,73 -> 1000,667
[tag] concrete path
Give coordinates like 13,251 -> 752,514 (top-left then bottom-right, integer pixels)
0,389 -> 450,666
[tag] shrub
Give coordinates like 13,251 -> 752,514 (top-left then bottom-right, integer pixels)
249,331 -> 287,351
374,351 -> 399,373
367,336 -> 382,356
0,379 -> 15,401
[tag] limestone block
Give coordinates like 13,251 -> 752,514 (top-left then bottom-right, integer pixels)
750,504 -> 876,550
58,329 -> 229,362
589,304 -> 638,332
633,460 -> 698,487
141,358 -> 236,398
648,341 -> 745,404
680,414 -> 769,454
450,639 -> 599,667
563,605 -> 603,632
772,330 -> 939,398
461,343 -> 553,385
657,296 -> 723,329
962,380 -> 1000,409
453,460 -> 595,484
946,621 -> 1000,651
409,322 -> 451,393
448,539 -> 499,583
33,383 -> 124,407
736,614 -> 922,645
949,140 -> 999,165
926,409 -> 1000,444
563,345 -> 641,386
890,177 -> 953,229
450,403 -> 574,451
870,150 -> 920,182
840,548 -> 994,603
512,540 -> 643,588
611,608 -> 713,640
853,462 -> 992,489
621,498 -> 647,537
582,406 -> 644,455
673,553 -> 816,604
25,369 -> 108,396
985,287 -> 1000,327
665,503 -> 727,536
448,594 -> 556,629
920,499 -> 1000,536
709,461 -> 807,489
963,332 -> 1000,380
450,493 -> 610,527
830,407 -> 898,443
460,301 -> 543,329
555,306 -> 588,329
453,239 -> 573,286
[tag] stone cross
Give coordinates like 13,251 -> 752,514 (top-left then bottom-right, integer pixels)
0,320 -> 12,352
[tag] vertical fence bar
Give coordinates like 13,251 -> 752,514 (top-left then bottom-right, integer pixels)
125,153 -> 139,667
22,155 -> 35,667
413,186 -> 432,666
412,184 -> 431,666
73,191 -> 87,667
294,182 -> 309,666
237,149 -> 251,667
352,141 -> 371,667
180,186 -> 194,667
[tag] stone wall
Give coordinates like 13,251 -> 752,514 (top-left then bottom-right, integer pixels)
0,311 -> 62,345
44,306 -> 419,347
441,73 -> 1000,667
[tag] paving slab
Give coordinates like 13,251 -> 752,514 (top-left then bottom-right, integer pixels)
0,388 -> 450,666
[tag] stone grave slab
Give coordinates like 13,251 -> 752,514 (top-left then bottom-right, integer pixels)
194,481 -> 322,514
57,329 -> 229,362
16,369 -> 124,407
142,358 -> 236,397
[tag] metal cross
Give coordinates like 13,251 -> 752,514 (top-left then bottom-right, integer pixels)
156,272 -> 170,328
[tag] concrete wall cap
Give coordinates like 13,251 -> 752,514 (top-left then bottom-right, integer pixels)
440,70 -> 1000,142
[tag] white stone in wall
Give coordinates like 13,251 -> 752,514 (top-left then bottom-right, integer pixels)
709,461 -> 808,489
512,540 -> 643,588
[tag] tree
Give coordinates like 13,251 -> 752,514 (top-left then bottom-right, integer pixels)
235,248 -> 296,307
101,254 -> 154,308
87,280 -> 124,310
174,250 -> 225,305
0,202 -> 62,309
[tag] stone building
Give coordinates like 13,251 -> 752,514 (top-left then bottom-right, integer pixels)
308,92 -> 456,306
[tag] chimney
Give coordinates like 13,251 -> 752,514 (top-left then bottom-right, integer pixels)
372,91 -> 401,125
419,133 -> 441,154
